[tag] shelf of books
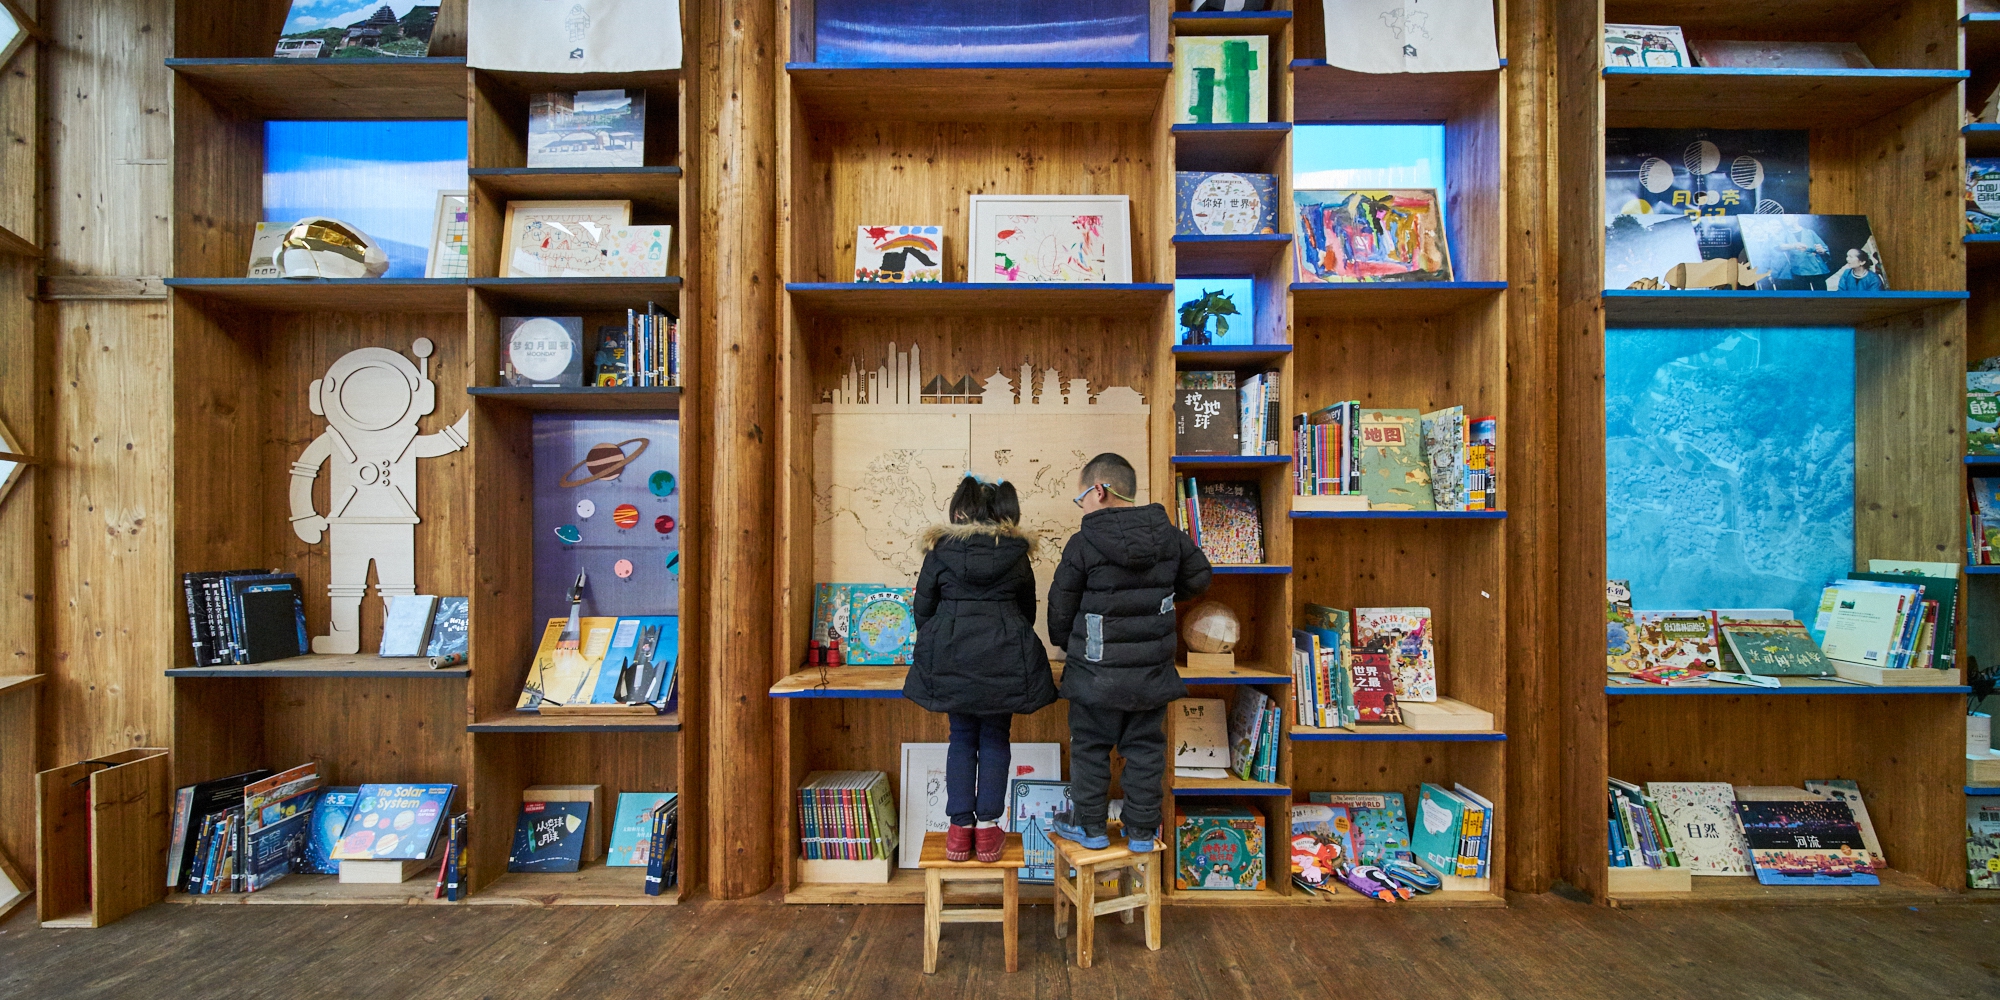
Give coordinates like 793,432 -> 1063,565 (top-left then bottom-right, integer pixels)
163,1 -> 694,905
766,1 -> 1512,909
1554,0 -> 1972,905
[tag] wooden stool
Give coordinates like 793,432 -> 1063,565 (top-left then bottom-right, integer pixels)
1047,831 -> 1162,968
917,831 -> 1024,974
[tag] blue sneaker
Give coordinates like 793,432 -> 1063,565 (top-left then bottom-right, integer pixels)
1051,811 -> 1109,850
1125,828 -> 1158,853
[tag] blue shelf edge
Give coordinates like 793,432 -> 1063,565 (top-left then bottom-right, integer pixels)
1290,280 -> 1508,293
769,689 -> 905,700
787,61 -> 1170,72
1210,565 -> 1291,575
1171,454 -> 1290,465
1173,10 -> 1292,20
1290,731 -> 1506,742
1967,13 -> 2000,23
1174,785 -> 1291,796
1293,58 -> 1507,69
1171,122 -> 1292,132
1966,455 -> 2000,465
1967,234 -> 2000,243
1291,510 -> 1506,520
1171,344 -> 1292,354
1173,234 -> 1292,243
1968,566 -> 2000,574
784,281 -> 1172,292
1969,787 -> 2000,795
1603,66 -> 1966,81
1609,683 -> 1971,695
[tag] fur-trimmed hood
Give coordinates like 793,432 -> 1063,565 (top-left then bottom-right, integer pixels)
919,520 -> 1039,552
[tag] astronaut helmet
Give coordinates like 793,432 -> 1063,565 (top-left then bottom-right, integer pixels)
310,339 -> 439,433
278,217 -> 391,280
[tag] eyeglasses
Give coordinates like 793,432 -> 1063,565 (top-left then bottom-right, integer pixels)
1073,483 -> 1135,507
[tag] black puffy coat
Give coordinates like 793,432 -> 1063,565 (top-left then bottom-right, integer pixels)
902,522 -> 1059,716
1047,504 -> 1213,711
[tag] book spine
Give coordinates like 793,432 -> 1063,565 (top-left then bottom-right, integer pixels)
1264,371 -> 1281,455
643,808 -> 668,896
1644,796 -> 1677,869
182,574 -> 206,665
1608,815 -> 1625,867
166,786 -> 195,888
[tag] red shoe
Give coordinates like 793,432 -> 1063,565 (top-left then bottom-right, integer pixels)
975,824 -> 1006,863
945,824 -> 974,862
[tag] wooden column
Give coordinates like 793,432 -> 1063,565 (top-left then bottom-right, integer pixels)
700,0 -> 778,900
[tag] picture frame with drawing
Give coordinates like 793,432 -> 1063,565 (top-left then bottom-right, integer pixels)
968,194 -> 1134,284
426,191 -> 470,279
501,199 -> 638,278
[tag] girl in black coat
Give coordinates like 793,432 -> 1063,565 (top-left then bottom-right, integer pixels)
904,477 -> 1058,861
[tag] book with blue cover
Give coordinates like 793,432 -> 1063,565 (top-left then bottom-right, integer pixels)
1309,791 -> 1410,865
333,784 -> 454,862
426,597 -> 470,662
1735,799 -> 1880,886
240,762 -> 320,892
509,800 -> 591,873
1411,784 -> 1469,877
304,787 -> 360,875
584,616 -> 679,708
1009,780 -> 1071,884
607,792 -> 677,867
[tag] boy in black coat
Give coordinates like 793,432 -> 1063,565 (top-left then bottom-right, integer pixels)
1047,453 -> 1212,852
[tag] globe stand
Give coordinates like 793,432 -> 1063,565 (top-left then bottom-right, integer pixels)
1185,651 -> 1234,671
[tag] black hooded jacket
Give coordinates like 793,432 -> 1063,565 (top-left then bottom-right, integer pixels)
902,522 -> 1059,716
1047,504 -> 1213,711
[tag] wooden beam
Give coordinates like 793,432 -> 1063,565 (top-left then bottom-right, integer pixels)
0,223 -> 35,258
701,0 -> 777,901
38,276 -> 165,300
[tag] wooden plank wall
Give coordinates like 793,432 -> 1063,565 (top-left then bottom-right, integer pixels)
39,0 -> 177,769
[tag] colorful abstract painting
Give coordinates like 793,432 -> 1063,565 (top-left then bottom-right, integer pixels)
1293,189 -> 1453,283
992,214 -> 1107,282
813,0 -> 1151,64
854,225 -> 943,282
1173,36 -> 1268,124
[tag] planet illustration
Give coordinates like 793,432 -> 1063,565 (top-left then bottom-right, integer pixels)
555,524 -> 582,544
613,504 -> 641,529
649,470 -> 676,497
375,833 -> 400,856
576,499 -> 596,519
666,552 -> 680,574
558,437 -> 650,487
654,514 -> 675,534
614,559 -> 635,579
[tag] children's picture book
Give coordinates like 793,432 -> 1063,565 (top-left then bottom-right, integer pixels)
508,800 -> 591,873
303,787 -> 360,875
1354,408 -> 1434,510
1971,372 -> 2000,455
1970,160 -> 2000,235
1605,579 -> 1641,673
1631,610 -> 1721,673
1194,480 -> 1263,565
1411,783 -> 1469,878
1421,405 -> 1467,511
241,762 -> 321,892
1813,581 -> 1918,668
515,616 -> 617,710
1309,792 -> 1411,865
1171,698 -> 1232,778
1289,804 -> 1356,890
276,2 -> 439,58
1355,607 -> 1436,704
1805,780 -> 1884,867
1603,213 -> 1703,289
1175,805 -> 1266,890
809,583 -> 855,663
853,225 -> 943,283
1227,689 -> 1273,780
1175,388 -> 1241,455
1009,780 -> 1072,884
1739,214 -> 1885,291
577,616 -> 679,709
1603,24 -> 1689,67
1721,622 -> 1833,677
1468,415 -> 1497,509
425,597 -> 469,663
426,191 -> 469,279
1294,190 -> 1453,283
334,784 -> 454,862
844,586 -> 916,665
1348,648 -> 1401,724
502,316 -> 587,387
1175,171 -> 1279,235
1645,781 -> 1751,876
1970,796 -> 2000,889
528,90 -> 646,169
1604,129 -> 1809,223
898,742 -> 1060,868
1173,36 -> 1268,124
379,594 -> 438,657
1734,799 -> 1880,886
607,792 -> 679,867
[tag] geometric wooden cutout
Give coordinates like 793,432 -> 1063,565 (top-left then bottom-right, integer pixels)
0,414 -> 26,510
0,846 -> 27,923
0,1 -> 31,76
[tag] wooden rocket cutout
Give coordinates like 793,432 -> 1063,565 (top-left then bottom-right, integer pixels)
289,337 -> 469,654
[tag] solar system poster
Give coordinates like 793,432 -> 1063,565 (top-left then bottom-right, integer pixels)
1604,128 -> 1808,262
532,414 -> 681,624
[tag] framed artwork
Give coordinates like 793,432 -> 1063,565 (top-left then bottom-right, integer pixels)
968,194 -> 1133,284
1173,36 -> 1268,124
500,199 -> 632,278
854,225 -> 943,282
426,191 -> 470,278
1294,189 -> 1453,283
1603,24 -> 1689,68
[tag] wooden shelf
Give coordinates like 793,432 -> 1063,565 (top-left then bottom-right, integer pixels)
1178,662 -> 1291,685
1172,777 -> 1289,795
1601,67 -> 1965,129
1292,63 -> 1501,122
0,674 -> 43,697
467,710 -> 682,733
1968,787 -> 2000,795
471,861 -> 678,906
1172,123 -> 1290,172
467,386 -> 682,411
786,63 -> 1171,122
1209,564 -> 1290,575
1175,234 -> 1292,275
1291,726 -> 1506,742
470,277 -> 683,310
1965,123 -> 2000,157
1606,867 -> 1960,908
1608,677 -> 1969,695
787,867 -> 1056,905
166,654 -> 468,678
1170,11 -> 1292,36
1968,566 -> 2000,575
0,222 -> 39,258
470,167 -> 682,217
475,68 -> 683,100
166,58 -> 469,119
769,665 -> 917,699
786,282 -> 1171,317
163,874 -> 454,906
1967,14 -> 2000,76
165,278 -> 467,312
1171,454 -> 1290,467
1602,290 -> 1966,328
1292,509 -> 1506,520
1172,344 -> 1292,367
1968,233 -> 2000,269
1291,282 -> 1506,319
1965,455 -> 2000,466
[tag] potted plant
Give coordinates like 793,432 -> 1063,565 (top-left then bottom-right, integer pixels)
1178,288 -> 1240,346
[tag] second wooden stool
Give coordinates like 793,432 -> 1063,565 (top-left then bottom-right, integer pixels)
1046,832 -> 1163,968
917,831 -> 1024,974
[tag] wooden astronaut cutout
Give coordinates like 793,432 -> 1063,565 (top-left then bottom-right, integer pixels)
290,338 -> 469,655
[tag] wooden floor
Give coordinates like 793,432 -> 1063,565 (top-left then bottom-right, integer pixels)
4,891 -> 2000,998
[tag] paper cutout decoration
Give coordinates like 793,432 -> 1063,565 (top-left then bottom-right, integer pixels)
613,503 -> 641,529
560,438 -> 650,487
289,339 -> 469,654
0,414 -> 27,511
1320,0 -> 1500,74
577,499 -> 596,518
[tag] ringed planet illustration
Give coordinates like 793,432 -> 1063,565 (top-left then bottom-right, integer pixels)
648,470 -> 676,496
554,524 -> 582,544
558,437 -> 650,487
655,514 -> 675,534
613,504 -> 641,529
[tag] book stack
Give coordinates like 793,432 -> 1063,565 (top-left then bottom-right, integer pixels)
1810,570 -> 1954,679
179,569 -> 308,666
643,795 -> 681,896
1226,689 -> 1281,783
1291,792 -> 1451,900
1291,604 -> 1358,729
1292,404 -> 1497,512
1608,780 -> 1885,888
1238,371 -> 1280,456
1176,476 -> 1263,565
1290,603 -> 1444,727
332,784 -> 458,884
594,301 -> 681,387
797,771 -> 898,863
1607,778 -> 1678,872
1413,783 -> 1492,881
435,813 -> 468,901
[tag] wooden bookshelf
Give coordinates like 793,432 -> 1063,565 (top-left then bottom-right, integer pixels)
163,0 -> 699,904
1552,0 -> 1969,904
